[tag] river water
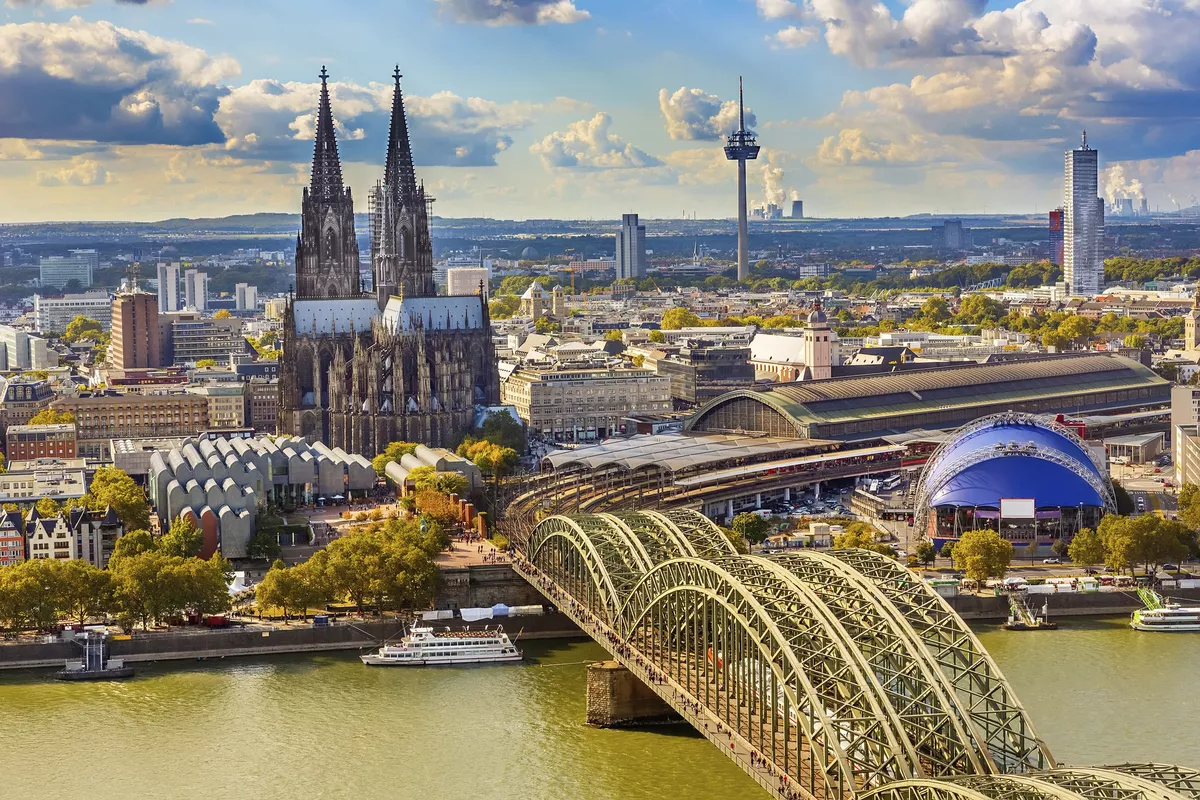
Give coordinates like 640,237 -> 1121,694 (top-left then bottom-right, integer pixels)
4,617 -> 1198,800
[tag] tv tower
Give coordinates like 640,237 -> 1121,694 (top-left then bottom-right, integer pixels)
724,77 -> 760,283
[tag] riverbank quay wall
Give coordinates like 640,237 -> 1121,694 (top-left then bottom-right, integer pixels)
0,611 -> 583,671
948,587 -> 1200,620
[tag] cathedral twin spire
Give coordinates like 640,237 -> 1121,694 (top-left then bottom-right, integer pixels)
308,66 -> 418,207
310,67 -> 345,201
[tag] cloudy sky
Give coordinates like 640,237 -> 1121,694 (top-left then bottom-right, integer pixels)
1,0 -> 1197,222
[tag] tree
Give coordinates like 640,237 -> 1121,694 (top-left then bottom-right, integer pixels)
940,540 -> 955,562
604,330 -> 623,341
720,527 -> 750,554
59,560 -> 112,625
1067,527 -> 1105,566
1179,483 -> 1200,530
534,317 -> 560,334
457,437 -> 519,477
648,329 -> 666,344
1058,315 -> 1095,344
321,521 -> 441,615
409,466 -> 467,497
1112,480 -> 1135,516
160,515 -> 204,558
372,440 -> 420,476
479,410 -> 526,452
255,560 -> 317,619
195,358 -> 219,369
214,309 -> 232,319
415,490 -> 461,529
246,529 -> 281,561
62,315 -> 103,344
660,307 -> 701,330
1051,536 -> 1071,558
914,540 -> 937,567
731,513 -> 771,545
28,408 -> 76,426
34,497 -> 60,518
952,529 -> 1014,582
1041,330 -> 1070,350
3,558 -> 66,631
834,524 -> 896,556
918,296 -> 951,324
111,529 -> 157,561
88,466 -> 150,531
1123,333 -> 1147,349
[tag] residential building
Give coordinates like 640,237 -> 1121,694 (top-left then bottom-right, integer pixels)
0,510 -> 22,566
189,383 -> 247,430
447,267 -> 490,297
157,262 -> 181,313
0,461 -> 87,505
245,378 -> 278,433
235,283 -> 258,311
0,325 -> 54,370
1171,385 -> 1200,433
932,220 -> 967,252
616,213 -> 647,280
26,512 -> 75,561
501,363 -> 671,441
264,298 -> 287,320
5,423 -> 77,461
39,249 -> 96,290
184,269 -> 209,311
0,377 -> 54,436
34,292 -> 112,334
111,290 -> 162,371
1176,424 -> 1200,488
1049,209 -> 1065,265
172,317 -> 247,365
67,506 -> 124,568
1064,134 -> 1104,296
51,389 -> 210,459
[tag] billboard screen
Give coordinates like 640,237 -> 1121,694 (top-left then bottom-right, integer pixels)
1000,498 -> 1036,519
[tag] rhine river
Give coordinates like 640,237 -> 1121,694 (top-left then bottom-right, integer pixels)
4,616 -> 1199,800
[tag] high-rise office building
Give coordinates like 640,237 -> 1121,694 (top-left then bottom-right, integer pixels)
1064,133 -> 1104,296
1049,209 -> 1065,265
932,220 -> 966,252
184,269 -> 209,311
615,213 -> 647,280
111,291 -> 162,371
235,283 -> 258,311
157,262 -> 181,313
39,250 -> 96,290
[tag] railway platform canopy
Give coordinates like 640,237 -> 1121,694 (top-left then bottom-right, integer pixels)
540,432 -> 839,478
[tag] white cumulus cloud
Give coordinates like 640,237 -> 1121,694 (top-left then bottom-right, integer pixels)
531,112 -> 662,170
433,0 -> 589,26
658,87 -> 756,141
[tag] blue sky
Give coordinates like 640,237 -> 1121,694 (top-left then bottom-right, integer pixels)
1,0 -> 1197,221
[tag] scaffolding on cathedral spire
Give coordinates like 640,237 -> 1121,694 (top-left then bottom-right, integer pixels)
311,66 -> 345,201
384,66 -> 418,201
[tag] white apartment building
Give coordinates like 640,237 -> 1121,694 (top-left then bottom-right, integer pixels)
1064,135 -> 1104,296
235,283 -> 258,311
501,363 -> 671,441
0,326 -> 54,370
34,292 -> 113,334
39,249 -> 97,290
447,267 -> 490,297
157,262 -> 181,313
184,269 -> 209,311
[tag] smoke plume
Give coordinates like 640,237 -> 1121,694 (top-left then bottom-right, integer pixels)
762,157 -> 786,207
1104,164 -> 1145,204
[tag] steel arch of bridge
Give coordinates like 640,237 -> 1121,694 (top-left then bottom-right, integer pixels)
520,511 -> 1194,800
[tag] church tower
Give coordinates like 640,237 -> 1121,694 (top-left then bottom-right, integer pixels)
296,68 -> 360,299
371,68 -> 436,309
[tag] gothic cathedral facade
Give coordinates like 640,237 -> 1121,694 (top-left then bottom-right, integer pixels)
278,68 -> 500,456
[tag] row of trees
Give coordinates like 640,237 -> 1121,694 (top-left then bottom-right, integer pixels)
255,516 -> 443,618
1066,515 -> 1193,574
0,526 -> 230,632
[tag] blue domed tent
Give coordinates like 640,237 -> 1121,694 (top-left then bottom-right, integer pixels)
915,414 -> 1115,546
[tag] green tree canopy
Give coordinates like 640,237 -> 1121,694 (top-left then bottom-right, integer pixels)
479,410 -> 526,452
160,515 -> 204,558
1067,527 -> 1105,566
660,307 -> 701,330
62,315 -> 103,344
372,440 -> 420,476
648,329 -> 666,344
88,466 -> 150,531
731,513 -> 771,545
28,408 -> 76,426
952,529 -> 1014,582
195,358 -> 219,368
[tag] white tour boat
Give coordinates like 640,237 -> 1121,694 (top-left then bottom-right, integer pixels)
1131,587 -> 1200,632
360,624 -> 523,666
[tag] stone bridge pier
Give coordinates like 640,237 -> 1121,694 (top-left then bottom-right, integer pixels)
586,661 -> 679,727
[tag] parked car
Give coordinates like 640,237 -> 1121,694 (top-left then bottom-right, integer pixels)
1042,557 -> 1062,564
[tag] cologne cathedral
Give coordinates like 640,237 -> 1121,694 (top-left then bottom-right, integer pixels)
278,68 -> 500,456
